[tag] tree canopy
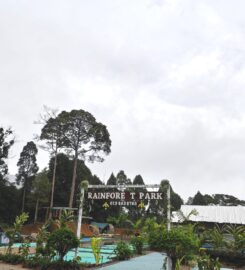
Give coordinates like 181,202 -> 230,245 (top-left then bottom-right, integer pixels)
56,109 -> 111,207
16,141 -> 39,212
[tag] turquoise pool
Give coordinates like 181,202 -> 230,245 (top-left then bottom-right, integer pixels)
64,247 -> 117,264
8,243 -> 117,265
12,242 -> 36,248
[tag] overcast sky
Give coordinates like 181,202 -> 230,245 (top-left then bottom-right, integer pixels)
1,0 -> 245,200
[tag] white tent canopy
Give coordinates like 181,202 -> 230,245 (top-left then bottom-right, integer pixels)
172,205 -> 245,225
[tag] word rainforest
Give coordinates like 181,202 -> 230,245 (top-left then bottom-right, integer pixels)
87,191 -> 163,201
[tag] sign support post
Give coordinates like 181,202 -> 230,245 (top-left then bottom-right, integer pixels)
75,181 -> 87,257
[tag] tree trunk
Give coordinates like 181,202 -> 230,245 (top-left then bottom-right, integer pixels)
34,198 -> 39,223
69,153 -> 78,207
49,149 -> 58,218
171,257 -> 176,270
21,186 -> 26,213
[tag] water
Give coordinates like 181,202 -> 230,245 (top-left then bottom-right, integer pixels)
64,248 -> 116,264
8,242 -> 117,265
12,242 -> 36,248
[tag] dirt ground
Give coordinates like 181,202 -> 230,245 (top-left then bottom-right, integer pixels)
0,263 -> 30,270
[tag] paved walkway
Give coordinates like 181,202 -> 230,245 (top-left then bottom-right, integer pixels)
97,252 -> 234,270
98,252 -> 165,270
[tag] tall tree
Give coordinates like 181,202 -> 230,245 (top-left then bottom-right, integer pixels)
39,115 -> 66,216
104,173 -> 120,220
48,153 -> 92,207
192,191 -> 207,205
0,127 -> 14,182
32,169 -> 51,223
107,173 -> 117,185
147,180 -> 183,222
0,127 -> 19,224
133,175 -> 145,185
57,109 -> 111,207
129,175 -> 146,221
16,141 -> 39,212
116,170 -> 132,185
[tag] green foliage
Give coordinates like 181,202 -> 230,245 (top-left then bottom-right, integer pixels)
56,109 -> 111,207
116,170 -> 132,185
23,256 -> 51,269
224,224 -> 245,251
23,256 -> 80,270
36,222 -> 50,256
19,241 -> 30,259
0,127 -> 14,181
5,212 -> 29,254
176,209 -> 198,224
142,217 -> 159,234
212,194 -> 245,206
208,225 -> 225,249
130,235 -> 144,254
39,113 -> 66,153
114,241 -> 132,260
107,213 -> 134,228
197,254 -> 221,270
189,193 -> 245,206
91,237 -> 102,265
192,191 -> 207,205
175,256 -> 185,270
32,170 -> 51,222
47,228 -> 79,261
49,260 -> 80,270
0,127 -> 18,224
80,180 -> 89,190
32,170 -> 51,204
0,183 -> 21,224
48,153 -> 92,207
0,253 -> 24,265
56,209 -> 74,228
147,180 -> 183,222
16,141 -> 39,212
148,225 -> 199,269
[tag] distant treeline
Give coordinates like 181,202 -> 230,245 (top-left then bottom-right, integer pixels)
0,107 -> 244,225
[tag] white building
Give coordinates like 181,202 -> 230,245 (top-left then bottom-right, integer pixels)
172,205 -> 245,225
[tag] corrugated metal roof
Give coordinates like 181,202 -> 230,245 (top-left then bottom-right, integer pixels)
172,205 -> 245,224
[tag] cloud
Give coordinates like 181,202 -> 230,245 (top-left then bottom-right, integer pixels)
0,0 -> 245,200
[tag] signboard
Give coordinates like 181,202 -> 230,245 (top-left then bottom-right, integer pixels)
87,191 -> 163,209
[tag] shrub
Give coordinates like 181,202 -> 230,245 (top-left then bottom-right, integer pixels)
148,226 -> 199,269
197,254 -> 221,270
114,241 -> 132,260
47,228 -> 79,261
130,235 -> 144,254
19,241 -> 30,260
91,237 -> 102,265
23,255 -> 80,270
0,253 -> 24,264
23,256 -> 51,270
5,212 -> 29,254
49,260 -> 80,270
36,222 -> 50,256
208,225 -> 225,249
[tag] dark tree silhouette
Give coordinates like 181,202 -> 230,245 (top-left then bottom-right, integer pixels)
16,141 -> 39,212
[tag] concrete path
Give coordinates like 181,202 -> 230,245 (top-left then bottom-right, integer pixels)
98,252 -> 165,270
97,252 -> 234,270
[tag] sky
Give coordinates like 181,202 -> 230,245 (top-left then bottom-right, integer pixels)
1,0 -> 245,201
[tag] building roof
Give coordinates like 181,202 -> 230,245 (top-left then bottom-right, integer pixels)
172,205 -> 245,225
91,222 -> 109,230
